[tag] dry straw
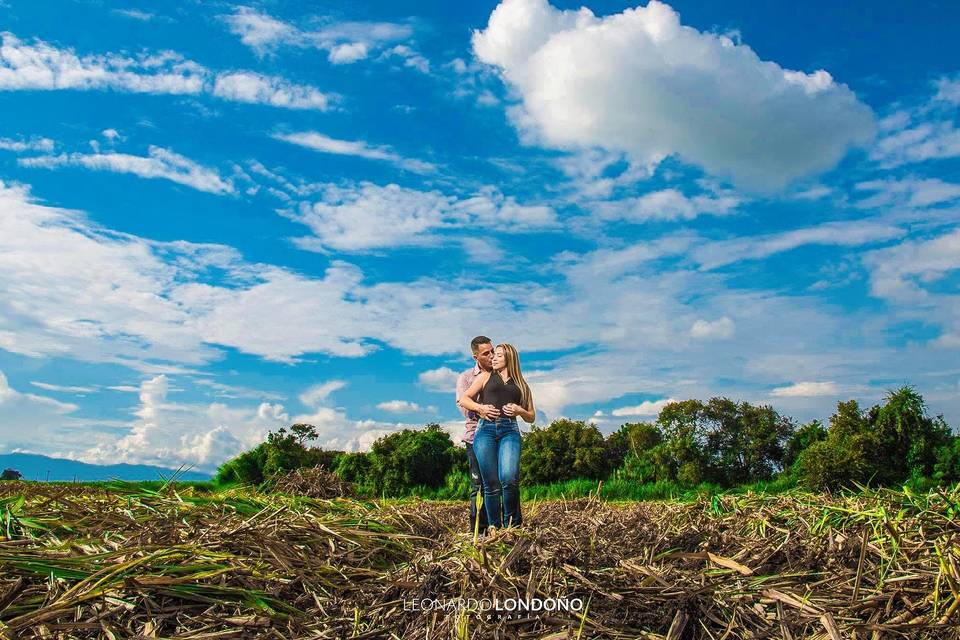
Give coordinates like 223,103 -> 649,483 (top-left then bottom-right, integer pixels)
1,480 -> 958,638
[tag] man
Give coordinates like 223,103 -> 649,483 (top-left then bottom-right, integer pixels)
456,335 -> 498,535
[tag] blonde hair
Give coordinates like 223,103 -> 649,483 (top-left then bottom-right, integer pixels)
497,343 -> 532,411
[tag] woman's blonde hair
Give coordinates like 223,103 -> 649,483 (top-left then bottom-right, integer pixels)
497,343 -> 532,411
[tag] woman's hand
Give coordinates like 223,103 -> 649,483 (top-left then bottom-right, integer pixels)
478,404 -> 501,420
502,403 -> 518,417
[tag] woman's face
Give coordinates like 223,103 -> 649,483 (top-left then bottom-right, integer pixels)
492,346 -> 506,371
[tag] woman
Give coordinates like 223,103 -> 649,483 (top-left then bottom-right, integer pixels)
457,343 -> 535,531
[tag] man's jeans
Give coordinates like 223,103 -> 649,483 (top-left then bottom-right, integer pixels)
472,416 -> 522,528
465,442 -> 488,534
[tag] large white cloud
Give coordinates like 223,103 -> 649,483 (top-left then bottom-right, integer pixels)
472,0 -> 875,190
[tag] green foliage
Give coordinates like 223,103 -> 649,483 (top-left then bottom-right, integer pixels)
366,424 -> 459,496
605,422 -> 662,473
214,424 -> 342,486
795,388 -> 953,491
215,443 -> 269,485
794,435 -> 872,492
869,387 -> 951,483
653,397 -> 793,486
1,468 -> 22,481
334,452 -> 371,486
784,419 -> 828,467
520,419 -> 608,484
934,436 -> 960,484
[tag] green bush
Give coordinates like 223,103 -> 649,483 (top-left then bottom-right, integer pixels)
366,424 -> 459,496
784,419 -> 828,468
796,388 -> 954,490
605,422 -> 663,475
214,423 -> 345,486
934,436 -> 960,484
794,435 -> 872,491
520,419 -> 608,485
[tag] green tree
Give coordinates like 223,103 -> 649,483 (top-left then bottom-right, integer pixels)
784,419 -> 828,468
520,419 -> 608,484
367,424 -> 459,495
656,399 -> 712,486
1,468 -> 22,481
869,386 -> 951,483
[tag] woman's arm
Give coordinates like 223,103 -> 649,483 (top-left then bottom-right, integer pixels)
504,397 -> 536,423
457,372 -> 498,418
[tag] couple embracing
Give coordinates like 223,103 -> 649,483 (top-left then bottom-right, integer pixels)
455,335 -> 536,535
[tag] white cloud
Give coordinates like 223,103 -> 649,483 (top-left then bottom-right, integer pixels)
377,399 -> 423,413
610,397 -> 675,417
0,32 -> 331,110
855,177 -> 960,209
273,131 -> 435,173
418,366 -> 460,392
288,182 -> 557,252
78,375 -> 286,471
328,42 -> 368,64
862,227 -> 960,303
381,45 -> 430,73
770,381 -> 839,397
871,75 -> 960,168
30,381 -> 96,394
690,316 -> 734,340
211,72 -> 330,110
935,75 -> 960,104
0,136 -> 54,153
113,9 -> 154,21
299,380 -> 347,408
19,146 -> 234,194
472,0 -> 874,190
221,7 -> 297,54
592,188 -> 740,222
221,7 -> 411,64
691,219 -> 905,270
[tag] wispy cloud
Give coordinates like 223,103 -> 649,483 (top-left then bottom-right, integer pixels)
287,182 -> 557,252
273,131 -> 434,173
221,7 -> 416,66
0,136 -> 54,153
30,381 -> 96,394
19,146 -> 234,194
0,32 -> 333,110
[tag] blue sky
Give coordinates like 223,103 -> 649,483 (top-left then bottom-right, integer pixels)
1,0 -> 958,473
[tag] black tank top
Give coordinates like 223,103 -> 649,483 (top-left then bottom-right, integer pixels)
481,372 -> 522,411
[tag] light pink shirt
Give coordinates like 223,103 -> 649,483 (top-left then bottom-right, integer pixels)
456,364 -> 482,444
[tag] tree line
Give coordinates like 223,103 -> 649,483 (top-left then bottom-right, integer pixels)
212,385 -> 958,495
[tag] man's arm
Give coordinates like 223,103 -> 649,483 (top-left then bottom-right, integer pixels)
455,371 -> 471,419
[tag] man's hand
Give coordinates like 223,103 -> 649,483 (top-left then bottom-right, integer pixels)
502,403 -> 517,417
478,404 -> 500,420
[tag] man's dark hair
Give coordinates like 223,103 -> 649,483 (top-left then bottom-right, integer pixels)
470,335 -> 492,354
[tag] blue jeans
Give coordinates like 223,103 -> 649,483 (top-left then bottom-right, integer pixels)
465,442 -> 488,534
472,416 -> 522,528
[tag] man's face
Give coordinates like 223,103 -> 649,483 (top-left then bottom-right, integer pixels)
473,343 -> 494,371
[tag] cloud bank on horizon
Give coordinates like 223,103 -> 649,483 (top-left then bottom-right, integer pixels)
0,0 -> 957,473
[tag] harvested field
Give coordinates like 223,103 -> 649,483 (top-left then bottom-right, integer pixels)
0,481 -> 958,639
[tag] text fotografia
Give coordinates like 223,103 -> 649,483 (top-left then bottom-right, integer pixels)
404,597 -> 585,618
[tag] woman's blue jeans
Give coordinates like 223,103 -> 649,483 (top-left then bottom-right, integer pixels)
472,416 -> 522,528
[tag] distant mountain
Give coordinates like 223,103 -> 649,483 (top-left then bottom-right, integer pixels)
0,453 -> 211,482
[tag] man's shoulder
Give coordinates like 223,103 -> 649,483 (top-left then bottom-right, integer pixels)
457,366 -> 478,380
